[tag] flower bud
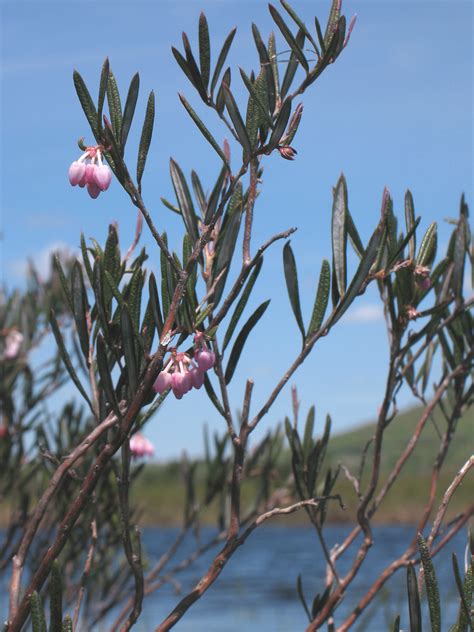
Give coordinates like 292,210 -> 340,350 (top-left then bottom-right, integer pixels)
84,163 -> 96,184
68,161 -> 86,186
195,349 -> 215,371
171,372 -> 186,399
191,367 -> 205,389
153,371 -> 172,394
94,164 -> 112,191
86,182 -> 101,199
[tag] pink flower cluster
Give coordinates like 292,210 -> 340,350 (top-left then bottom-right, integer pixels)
68,145 -> 112,199
129,432 -> 154,458
153,333 -> 215,400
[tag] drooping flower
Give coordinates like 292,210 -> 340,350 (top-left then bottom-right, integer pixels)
129,432 -> 154,458
68,144 -> 112,199
152,335 -> 214,400
2,330 -> 23,360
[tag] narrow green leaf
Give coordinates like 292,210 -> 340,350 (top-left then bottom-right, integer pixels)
62,615 -> 73,632
50,310 -> 93,411
223,256 -> 263,351
71,261 -> 90,363
346,206 -> 365,259
121,305 -> 138,396
453,553 -> 473,631
302,406 -> 315,460
268,97 -> 292,149
416,222 -> 438,268
80,234 -> 94,286
418,534 -> 441,632
149,272 -> 164,336
296,574 -> 311,622
405,190 -> 417,261
179,94 -> 227,165
324,0 -> 341,46
213,183 -> 243,305
451,214 -> 468,299
181,31 -> 208,102
106,71 -> 123,141
195,303 -> 214,327
137,90 -> 155,187
216,67 -> 231,115
225,299 -> 270,384
30,591 -> 47,632
191,171 -> 207,215
314,16 -> 326,55
240,68 -> 274,128
160,197 -> 181,215
121,72 -> 140,149
54,255 -> 74,314
281,101 -> 303,146
223,84 -> 252,160
268,32 -> 281,103
280,0 -> 319,55
172,46 -> 197,90
199,12 -> 211,89
251,23 -> 276,115
73,70 -> 100,140
204,373 -> 226,417
170,158 -> 199,244
387,217 -> 422,270
331,174 -> 348,298
330,218 -> 384,327
283,241 -> 305,340
407,564 -> 422,632
269,4 -> 309,72
308,259 -> 330,336
204,164 -> 227,223
392,615 -> 401,632
49,561 -> 63,632
210,28 -> 237,97
97,58 -> 110,132
97,334 -> 121,417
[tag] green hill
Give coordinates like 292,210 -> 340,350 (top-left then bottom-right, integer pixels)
131,404 -> 472,526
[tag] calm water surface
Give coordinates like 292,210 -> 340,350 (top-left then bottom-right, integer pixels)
99,525 -> 466,632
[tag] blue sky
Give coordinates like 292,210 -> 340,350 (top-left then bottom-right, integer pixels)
1,0 -> 472,459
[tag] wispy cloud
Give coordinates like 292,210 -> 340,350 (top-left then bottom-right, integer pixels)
345,304 -> 384,324
8,241 -> 77,280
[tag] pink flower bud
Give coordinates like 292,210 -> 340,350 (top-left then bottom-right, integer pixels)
195,349 -> 215,371
171,372 -> 186,399
3,330 -> 23,360
68,161 -> 86,186
153,371 -> 172,394
191,367 -> 205,389
86,182 -> 101,199
84,163 -> 96,184
94,165 -> 112,191
130,432 -> 154,458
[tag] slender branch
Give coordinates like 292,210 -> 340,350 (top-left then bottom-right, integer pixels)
72,519 -> 97,632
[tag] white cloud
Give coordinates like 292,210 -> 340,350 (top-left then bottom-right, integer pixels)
345,303 -> 384,324
8,241 -> 78,281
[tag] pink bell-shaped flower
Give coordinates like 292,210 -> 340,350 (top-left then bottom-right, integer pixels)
153,371 -> 172,394
190,366 -> 205,389
195,349 -> 215,371
130,432 -> 154,458
68,161 -> 86,186
87,182 -> 101,199
94,164 -> 112,191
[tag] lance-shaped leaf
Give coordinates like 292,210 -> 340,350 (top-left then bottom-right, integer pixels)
121,72 -> 140,149
302,406 -> 315,460
148,272 -> 164,336
97,58 -> 109,132
199,12 -> 211,90
223,84 -> 252,160
121,304 -> 138,396
308,259 -> 330,336
225,299 -> 270,384
417,534 -> 441,632
49,561 -> 63,632
107,71 -> 123,141
387,217 -> 422,270
405,190 -> 417,260
50,310 -> 93,411
213,184 -> 243,304
240,68 -> 273,128
331,174 -> 348,298
281,0 -> 319,55
210,27 -> 237,96
204,373 -> 226,417
268,97 -> 292,150
161,197 -> 181,214
281,28 -> 305,98
324,0 -> 341,46
181,31 -> 208,102
296,575 -> 311,622
223,256 -> 264,351
170,159 -> 199,244
346,206 -> 365,259
451,210 -> 468,299
216,67 -> 231,115
283,241 -> 305,340
453,553 -> 474,631
268,32 -> 281,103
71,261 -> 90,362
330,218 -> 385,327
80,234 -> 94,285
205,164 -> 227,223
281,102 -> 303,146
54,255 -> 74,314
179,94 -> 227,165
96,334 -> 121,418
73,70 -> 100,140
251,23 -> 276,115
407,564 -> 422,632
30,591 -> 47,632
191,170 -> 207,215
269,4 -> 309,72
416,221 -> 437,268
137,90 -> 155,187
392,615 -> 401,632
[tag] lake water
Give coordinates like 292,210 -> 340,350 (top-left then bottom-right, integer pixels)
98,524 -> 467,631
